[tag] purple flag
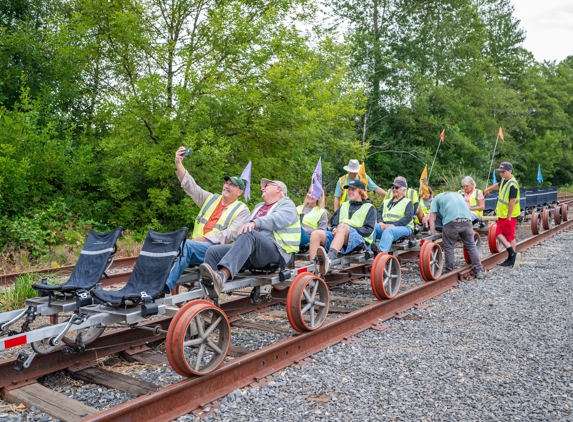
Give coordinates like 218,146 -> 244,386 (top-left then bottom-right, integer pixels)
240,161 -> 252,200
310,157 -> 323,200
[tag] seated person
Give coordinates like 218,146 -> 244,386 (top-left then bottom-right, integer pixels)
419,186 -> 434,232
199,178 -> 300,296
309,179 -> 376,274
375,176 -> 421,241
297,187 -> 328,247
165,147 -> 250,292
376,177 -> 415,252
459,176 -> 485,225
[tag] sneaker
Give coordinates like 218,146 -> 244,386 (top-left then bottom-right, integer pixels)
199,263 -> 225,296
370,242 -> 381,256
316,246 -> 331,275
499,258 -> 512,267
512,252 -> 522,269
475,271 -> 486,279
422,226 -> 429,233
478,222 -> 486,229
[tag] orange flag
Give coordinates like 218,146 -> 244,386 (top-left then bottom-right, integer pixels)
498,127 -> 504,141
358,162 -> 367,186
440,129 -> 445,141
419,165 -> 429,198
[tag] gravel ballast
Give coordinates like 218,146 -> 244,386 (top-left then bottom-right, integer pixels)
189,230 -> 573,421
2,230 -> 572,421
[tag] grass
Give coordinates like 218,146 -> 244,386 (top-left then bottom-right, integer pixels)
0,273 -> 39,311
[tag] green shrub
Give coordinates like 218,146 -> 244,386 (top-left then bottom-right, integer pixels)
0,273 -> 39,311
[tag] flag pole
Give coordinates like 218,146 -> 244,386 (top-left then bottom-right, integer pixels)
485,130 -> 502,191
428,130 -> 445,182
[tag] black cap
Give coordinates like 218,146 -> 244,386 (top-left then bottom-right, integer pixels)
496,162 -> 513,172
343,179 -> 366,190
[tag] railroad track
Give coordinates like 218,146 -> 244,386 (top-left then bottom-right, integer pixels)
1,204 -> 571,421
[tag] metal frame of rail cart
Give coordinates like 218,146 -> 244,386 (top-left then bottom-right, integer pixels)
1,230 -> 351,377
0,227 -> 123,341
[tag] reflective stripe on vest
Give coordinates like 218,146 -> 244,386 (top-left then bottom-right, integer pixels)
382,197 -> 414,230
495,177 -> 521,218
296,205 -> 325,231
192,194 -> 248,238
385,188 -> 419,205
339,201 -> 375,244
338,175 -> 349,205
458,188 -> 483,217
272,199 -> 301,253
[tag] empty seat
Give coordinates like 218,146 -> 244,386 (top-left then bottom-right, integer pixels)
32,227 -> 123,294
90,228 -> 188,307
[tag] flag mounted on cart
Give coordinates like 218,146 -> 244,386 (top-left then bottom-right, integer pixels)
310,157 -> 323,200
240,161 -> 252,200
419,165 -> 429,198
357,162 -> 367,186
537,164 -> 543,186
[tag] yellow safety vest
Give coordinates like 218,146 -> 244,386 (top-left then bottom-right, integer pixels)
296,205 -> 326,231
338,175 -> 350,205
192,194 -> 248,239
495,177 -> 520,218
458,189 -> 483,217
382,197 -> 414,230
385,188 -> 419,206
271,199 -> 301,253
339,201 -> 375,244
415,199 -> 432,225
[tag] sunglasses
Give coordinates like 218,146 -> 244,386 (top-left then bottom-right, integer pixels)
391,186 -> 401,190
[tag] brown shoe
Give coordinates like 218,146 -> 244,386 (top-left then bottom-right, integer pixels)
316,246 -> 331,275
199,263 -> 225,296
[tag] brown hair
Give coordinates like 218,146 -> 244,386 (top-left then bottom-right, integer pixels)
358,189 -> 368,200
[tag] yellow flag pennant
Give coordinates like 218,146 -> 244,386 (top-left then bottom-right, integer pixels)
358,162 -> 367,186
419,165 -> 429,198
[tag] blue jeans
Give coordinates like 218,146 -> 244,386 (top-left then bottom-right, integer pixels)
166,240 -> 214,291
379,226 -> 412,253
325,226 -> 367,254
374,224 -> 382,243
300,228 -> 310,246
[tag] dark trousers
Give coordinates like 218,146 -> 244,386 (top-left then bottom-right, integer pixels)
442,220 -> 484,273
204,231 -> 284,279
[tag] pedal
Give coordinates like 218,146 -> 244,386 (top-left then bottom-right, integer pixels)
14,351 -> 36,371
14,352 -> 28,371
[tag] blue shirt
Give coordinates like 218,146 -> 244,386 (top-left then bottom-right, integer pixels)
430,192 -> 472,226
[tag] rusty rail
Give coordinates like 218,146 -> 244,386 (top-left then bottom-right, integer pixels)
82,217 -> 573,421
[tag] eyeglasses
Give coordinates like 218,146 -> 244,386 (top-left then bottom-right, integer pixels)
462,185 -> 470,188
391,186 -> 400,190
262,183 -> 278,190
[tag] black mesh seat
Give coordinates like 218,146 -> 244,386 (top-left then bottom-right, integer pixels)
32,227 -> 123,294
90,228 -> 188,307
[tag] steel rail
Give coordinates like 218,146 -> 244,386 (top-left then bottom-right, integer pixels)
1,257 -> 137,287
0,291 -> 298,390
81,215 -> 573,422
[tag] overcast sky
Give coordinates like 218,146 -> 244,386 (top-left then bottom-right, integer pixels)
511,0 -> 573,63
